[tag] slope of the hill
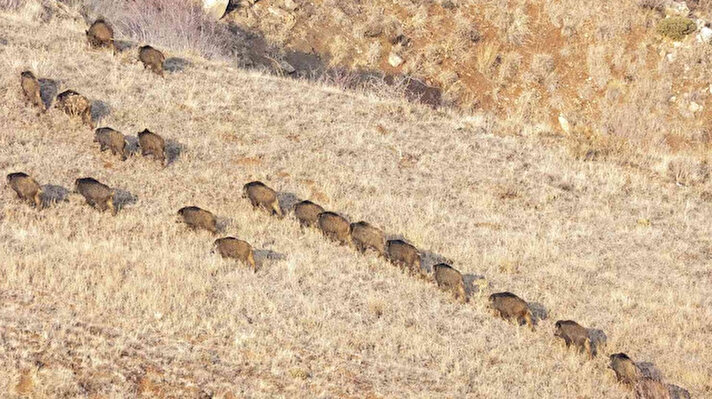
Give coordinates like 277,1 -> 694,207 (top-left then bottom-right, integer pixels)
0,8 -> 710,398
226,0 -> 712,160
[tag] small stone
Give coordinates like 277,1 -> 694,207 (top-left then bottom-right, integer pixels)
202,0 -> 229,20
388,52 -> 404,67
667,52 -> 676,62
558,114 -> 571,134
689,101 -> 702,112
283,0 -> 298,11
278,60 -> 295,74
697,26 -> 712,43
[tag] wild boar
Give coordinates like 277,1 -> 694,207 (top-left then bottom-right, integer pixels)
86,19 -> 114,50
350,221 -> 385,256
433,263 -> 467,303
94,127 -> 126,160
137,129 -> 165,164
178,206 -> 217,234
55,90 -> 93,128
488,292 -> 534,330
386,239 -> 421,275
243,181 -> 282,217
74,177 -> 115,215
294,200 -> 324,227
214,237 -> 257,272
317,211 -> 350,244
554,320 -> 593,358
139,45 -> 165,76
609,353 -> 640,385
20,71 -> 43,110
6,172 -> 42,208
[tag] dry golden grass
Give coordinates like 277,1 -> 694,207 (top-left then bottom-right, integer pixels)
1,4 -> 712,398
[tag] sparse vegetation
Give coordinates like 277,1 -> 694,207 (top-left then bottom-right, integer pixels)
1,1 -> 711,398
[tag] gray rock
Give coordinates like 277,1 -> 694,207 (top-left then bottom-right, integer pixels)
388,52 -> 404,67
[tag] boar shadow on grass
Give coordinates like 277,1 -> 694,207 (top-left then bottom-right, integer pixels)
124,136 -> 140,156
114,40 -> 135,53
215,217 -> 233,234
38,78 -> 60,110
40,184 -> 69,206
113,189 -> 137,211
91,100 -> 111,125
528,302 -> 549,324
277,191 -> 299,215
165,139 -> 183,165
164,57 -> 191,73
666,384 -> 691,399
636,362 -> 663,381
463,273 -> 487,296
587,328 -> 607,354
254,249 -> 286,264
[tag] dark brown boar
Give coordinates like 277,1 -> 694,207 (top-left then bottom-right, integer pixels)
350,221 -> 385,256
178,206 -> 217,234
317,211 -> 350,244
55,90 -> 93,128
20,71 -> 43,111
294,200 -> 324,227
137,129 -> 166,164
433,263 -> 467,303
139,45 -> 165,76
214,237 -> 257,272
94,127 -> 126,160
74,177 -> 115,215
243,181 -> 282,217
7,172 -> 42,208
554,320 -> 593,358
86,19 -> 114,51
609,353 -> 640,385
386,239 -> 421,275
488,292 -> 534,330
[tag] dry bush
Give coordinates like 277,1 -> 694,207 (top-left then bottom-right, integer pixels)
81,0 -> 238,60
656,16 -> 696,41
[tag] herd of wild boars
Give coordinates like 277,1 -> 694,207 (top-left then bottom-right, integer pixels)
4,16 -> 693,399
237,182 -> 690,396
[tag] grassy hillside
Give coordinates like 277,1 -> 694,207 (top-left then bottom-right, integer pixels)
1,3 -> 711,398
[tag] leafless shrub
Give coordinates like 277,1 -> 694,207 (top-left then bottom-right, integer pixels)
0,0 -> 25,10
